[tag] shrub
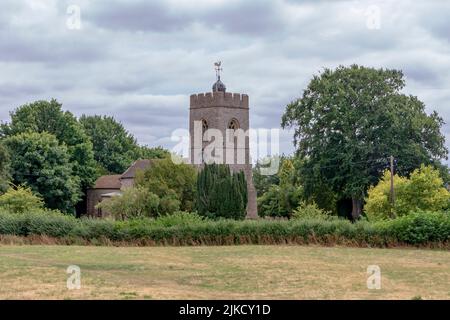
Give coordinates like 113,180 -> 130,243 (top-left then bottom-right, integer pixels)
196,164 -> 247,220
151,212 -> 205,228
0,186 -> 44,214
365,165 -> 450,220
96,187 -> 160,220
135,157 -> 197,213
0,210 -> 75,237
388,211 -> 450,244
291,201 -> 335,220
257,159 -> 304,218
0,210 -> 448,247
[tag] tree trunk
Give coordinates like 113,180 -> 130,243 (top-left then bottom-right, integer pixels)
351,198 -> 362,220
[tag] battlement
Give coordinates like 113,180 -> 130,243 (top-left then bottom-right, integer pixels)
190,91 -> 249,109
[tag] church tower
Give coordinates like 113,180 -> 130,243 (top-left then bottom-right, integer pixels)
189,62 -> 258,218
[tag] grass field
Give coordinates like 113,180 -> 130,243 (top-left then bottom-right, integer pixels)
0,245 -> 448,300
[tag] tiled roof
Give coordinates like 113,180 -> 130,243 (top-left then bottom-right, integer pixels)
120,159 -> 155,179
93,175 -> 122,189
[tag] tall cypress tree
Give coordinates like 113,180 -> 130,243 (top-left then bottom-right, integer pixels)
196,164 -> 247,219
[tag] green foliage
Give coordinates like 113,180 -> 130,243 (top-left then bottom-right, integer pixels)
0,143 -> 10,193
137,146 -> 170,160
0,210 -> 76,237
252,156 -> 281,195
96,187 -> 160,220
365,166 -> 450,220
135,158 -> 197,214
281,65 -> 448,218
257,159 -> 304,218
1,99 -> 97,190
387,211 -> 450,244
0,186 -> 44,214
79,115 -> 141,174
196,164 -> 247,220
3,132 -> 81,213
291,201 -> 335,220
0,210 -> 447,246
150,212 -> 205,227
257,185 -> 303,218
79,115 -> 137,174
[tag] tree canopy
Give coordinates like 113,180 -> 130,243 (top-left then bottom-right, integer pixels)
80,115 -> 170,174
0,143 -> 10,193
135,158 -> 197,213
3,132 -> 81,213
0,99 -> 97,190
281,65 -> 448,219
79,115 -> 139,174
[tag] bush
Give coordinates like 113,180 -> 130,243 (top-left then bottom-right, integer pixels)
96,187 -> 160,220
0,186 -> 44,214
291,201 -> 335,220
0,210 -> 76,237
150,212 -> 205,228
365,165 -> 450,220
0,210 -> 448,247
388,211 -> 450,244
135,157 -> 197,213
257,159 -> 304,218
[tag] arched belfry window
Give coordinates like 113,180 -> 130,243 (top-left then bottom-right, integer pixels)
202,119 -> 208,132
228,119 -> 239,130
201,119 -> 209,142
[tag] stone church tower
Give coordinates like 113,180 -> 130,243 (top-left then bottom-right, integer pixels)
189,64 -> 258,218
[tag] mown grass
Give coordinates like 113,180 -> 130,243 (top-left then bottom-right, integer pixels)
0,245 -> 448,299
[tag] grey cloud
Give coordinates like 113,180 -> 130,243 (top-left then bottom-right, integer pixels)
0,0 -> 449,161
82,0 -> 284,36
84,1 -> 189,32
200,1 -> 285,36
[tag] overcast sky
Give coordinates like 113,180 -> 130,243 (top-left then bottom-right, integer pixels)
1,0 -> 449,160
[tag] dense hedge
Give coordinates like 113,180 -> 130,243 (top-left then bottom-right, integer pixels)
0,211 -> 448,247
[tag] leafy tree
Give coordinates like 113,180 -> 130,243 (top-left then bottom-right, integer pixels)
0,143 -> 10,193
96,186 -> 160,220
80,115 -> 139,174
365,165 -> 450,220
257,159 -> 303,218
3,132 -> 81,213
138,145 -> 170,160
255,156 -> 336,217
0,99 -> 97,190
196,164 -> 247,220
80,115 -> 170,174
282,65 -> 448,219
0,185 -> 44,214
252,156 -> 282,196
135,158 -> 197,213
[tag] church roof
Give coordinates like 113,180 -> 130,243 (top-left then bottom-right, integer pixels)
92,175 -> 122,189
91,159 -> 160,190
120,159 -> 155,179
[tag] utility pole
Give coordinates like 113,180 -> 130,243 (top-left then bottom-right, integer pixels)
390,155 -> 395,206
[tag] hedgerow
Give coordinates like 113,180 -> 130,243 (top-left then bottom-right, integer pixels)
0,210 -> 448,247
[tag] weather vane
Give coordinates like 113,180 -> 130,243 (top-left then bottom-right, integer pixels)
214,61 -> 222,80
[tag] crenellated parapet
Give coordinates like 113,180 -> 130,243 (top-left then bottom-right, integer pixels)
190,91 -> 249,109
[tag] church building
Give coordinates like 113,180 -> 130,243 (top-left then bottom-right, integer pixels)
189,64 -> 258,218
87,64 -> 258,218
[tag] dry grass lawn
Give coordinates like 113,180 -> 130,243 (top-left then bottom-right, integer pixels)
0,245 -> 448,300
